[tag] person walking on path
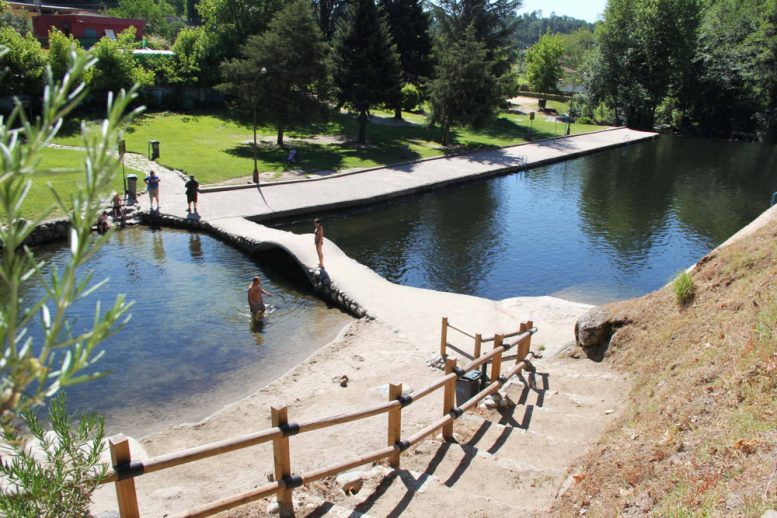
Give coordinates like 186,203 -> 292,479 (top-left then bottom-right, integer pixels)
144,170 -> 161,211
185,175 -> 200,213
248,276 -> 272,319
314,218 -> 325,269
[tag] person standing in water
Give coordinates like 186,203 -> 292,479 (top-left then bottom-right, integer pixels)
314,218 -> 324,268
248,276 -> 272,317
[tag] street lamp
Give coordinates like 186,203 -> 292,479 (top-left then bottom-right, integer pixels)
252,66 -> 267,184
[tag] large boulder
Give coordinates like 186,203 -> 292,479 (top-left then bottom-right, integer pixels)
574,306 -> 613,348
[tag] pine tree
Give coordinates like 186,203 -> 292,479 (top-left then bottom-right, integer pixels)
333,0 -> 402,143
219,0 -> 330,155
379,0 -> 433,118
427,29 -> 500,145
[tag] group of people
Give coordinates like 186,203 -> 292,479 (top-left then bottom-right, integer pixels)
141,169 -> 328,324
142,171 -> 200,214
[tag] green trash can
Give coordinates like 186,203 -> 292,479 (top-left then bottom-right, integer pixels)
148,140 -> 160,160
126,174 -> 138,204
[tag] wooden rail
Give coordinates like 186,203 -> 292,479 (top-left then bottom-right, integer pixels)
439,317 -> 536,359
102,319 -> 536,517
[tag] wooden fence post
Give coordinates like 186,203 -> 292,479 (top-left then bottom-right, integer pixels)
271,405 -> 294,518
518,321 -> 533,362
474,333 -> 482,358
388,382 -> 402,468
491,335 -> 503,382
442,358 -> 457,440
440,317 -> 448,357
109,434 -> 140,518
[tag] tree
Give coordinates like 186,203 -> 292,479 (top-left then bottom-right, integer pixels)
379,0 -> 433,118
427,29 -> 500,145
48,28 -> 87,83
109,0 -> 176,38
514,11 -> 593,49
88,27 -> 154,94
589,0 -> 700,130
219,0 -> 330,153
0,26 -> 46,99
312,0 -> 348,40
0,49 -> 140,431
525,31 -> 564,93
432,0 -> 522,77
197,0 -> 284,63
167,26 -> 205,85
333,0 -> 402,143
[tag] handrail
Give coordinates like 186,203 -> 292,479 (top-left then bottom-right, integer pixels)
171,359 -> 529,518
446,322 -> 476,339
104,319 -> 536,517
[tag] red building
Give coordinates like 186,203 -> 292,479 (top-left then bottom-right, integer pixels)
32,14 -> 146,48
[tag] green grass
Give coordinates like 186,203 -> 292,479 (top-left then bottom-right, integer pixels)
673,271 -> 695,306
54,108 -> 604,185
4,148 -> 136,220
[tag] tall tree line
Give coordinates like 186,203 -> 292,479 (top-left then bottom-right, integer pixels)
581,0 -> 777,141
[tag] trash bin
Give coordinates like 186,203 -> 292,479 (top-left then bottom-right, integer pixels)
456,370 -> 484,406
126,174 -> 138,204
148,140 -> 160,160
538,98 -> 547,111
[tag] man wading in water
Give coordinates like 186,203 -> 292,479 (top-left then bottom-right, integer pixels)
248,276 -> 272,319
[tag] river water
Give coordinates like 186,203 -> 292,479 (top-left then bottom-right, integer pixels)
275,136 -> 777,303
24,227 -> 351,437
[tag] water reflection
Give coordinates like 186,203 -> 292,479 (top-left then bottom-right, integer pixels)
274,136 -> 776,303
14,227 -> 351,437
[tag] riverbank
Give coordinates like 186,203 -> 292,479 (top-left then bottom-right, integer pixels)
552,205 -> 777,516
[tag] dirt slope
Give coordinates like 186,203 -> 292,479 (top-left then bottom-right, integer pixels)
552,217 -> 777,516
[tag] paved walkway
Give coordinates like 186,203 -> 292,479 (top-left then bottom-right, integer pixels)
120,126 -> 655,352
129,127 -> 656,221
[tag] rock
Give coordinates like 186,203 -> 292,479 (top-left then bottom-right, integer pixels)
604,409 -> 614,415
760,511 -> 777,518
336,470 -> 364,495
267,500 -> 279,514
574,307 -> 612,348
483,395 -> 500,409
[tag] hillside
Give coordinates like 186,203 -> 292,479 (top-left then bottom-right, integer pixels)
553,215 -> 777,515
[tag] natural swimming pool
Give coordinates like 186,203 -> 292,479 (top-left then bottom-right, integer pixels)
26,227 -> 351,436
275,136 -> 777,304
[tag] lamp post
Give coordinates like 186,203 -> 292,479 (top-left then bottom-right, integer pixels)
252,66 -> 267,184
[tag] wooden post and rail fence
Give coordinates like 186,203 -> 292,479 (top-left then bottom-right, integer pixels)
102,318 -> 536,517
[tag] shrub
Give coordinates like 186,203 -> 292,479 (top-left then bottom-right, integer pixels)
401,83 -> 421,112
0,395 -> 108,517
673,271 -> 695,306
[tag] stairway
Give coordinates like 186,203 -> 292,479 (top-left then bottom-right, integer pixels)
248,356 -> 628,518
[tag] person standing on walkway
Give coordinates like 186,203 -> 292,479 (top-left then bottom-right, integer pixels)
144,170 -> 161,211
314,218 -> 324,269
185,175 -> 200,213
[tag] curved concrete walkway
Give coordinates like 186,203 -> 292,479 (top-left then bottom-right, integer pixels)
127,127 -> 655,352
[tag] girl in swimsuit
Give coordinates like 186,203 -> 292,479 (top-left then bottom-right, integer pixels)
314,218 -> 324,268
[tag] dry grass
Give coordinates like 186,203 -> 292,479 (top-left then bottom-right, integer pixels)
553,219 -> 777,517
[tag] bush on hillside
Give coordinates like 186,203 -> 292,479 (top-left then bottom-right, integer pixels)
673,271 -> 695,306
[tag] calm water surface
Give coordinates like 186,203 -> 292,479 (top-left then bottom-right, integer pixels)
26,227 -> 351,436
275,137 -> 777,303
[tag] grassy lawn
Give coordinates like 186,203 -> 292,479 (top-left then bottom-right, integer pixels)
54,108 -> 604,185
4,148 -> 136,220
